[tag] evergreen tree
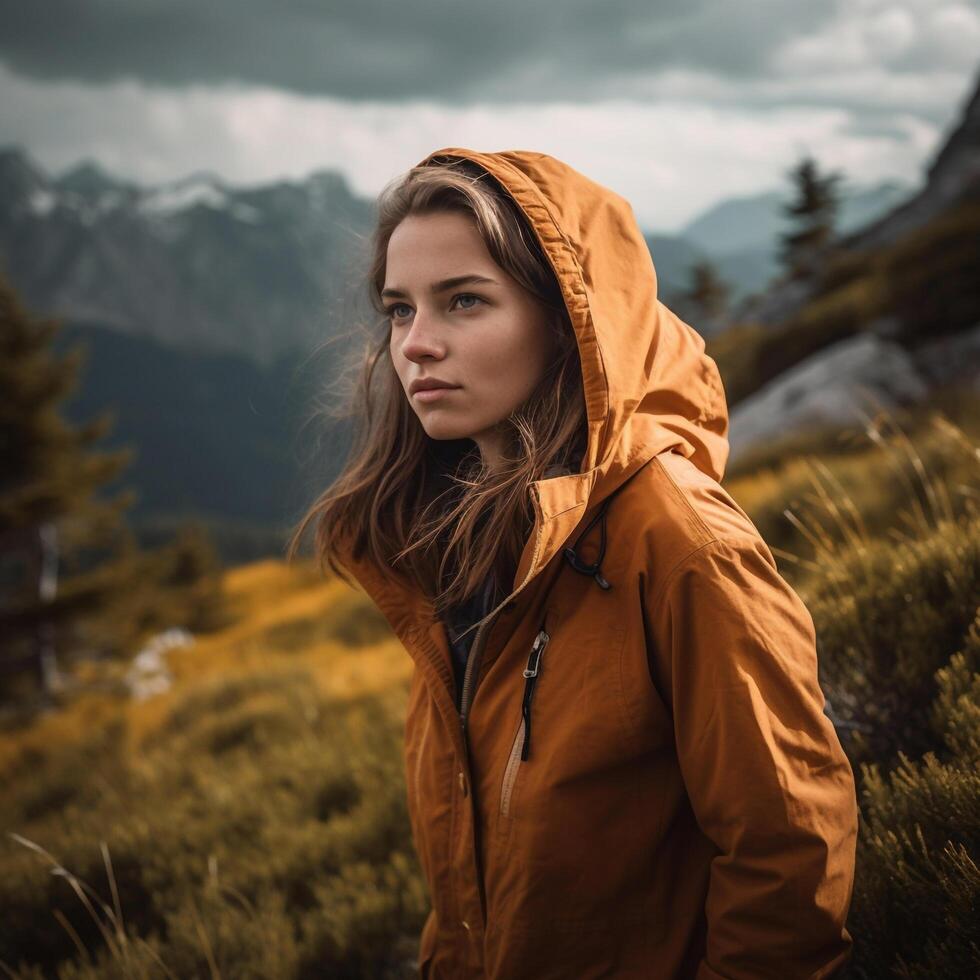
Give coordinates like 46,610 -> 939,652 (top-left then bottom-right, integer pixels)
0,273 -> 138,703
778,154 -> 844,280
684,258 -> 731,331
0,274 -> 228,708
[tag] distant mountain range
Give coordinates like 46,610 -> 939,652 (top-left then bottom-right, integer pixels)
0,146 -> 910,364
0,142 -> 939,560
0,150 -> 376,367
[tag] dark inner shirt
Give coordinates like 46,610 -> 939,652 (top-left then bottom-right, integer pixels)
439,457 -> 579,709
444,569 -> 503,710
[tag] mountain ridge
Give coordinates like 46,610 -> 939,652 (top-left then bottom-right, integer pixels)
0,144 -> 908,361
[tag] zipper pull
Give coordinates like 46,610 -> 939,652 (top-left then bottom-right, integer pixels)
523,630 -> 548,678
520,629 -> 550,760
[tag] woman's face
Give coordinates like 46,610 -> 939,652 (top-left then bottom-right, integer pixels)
384,210 -> 561,471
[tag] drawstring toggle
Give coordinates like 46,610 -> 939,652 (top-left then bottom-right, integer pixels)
563,494 -> 615,590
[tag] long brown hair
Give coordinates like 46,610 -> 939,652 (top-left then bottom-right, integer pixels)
286,155 -> 587,628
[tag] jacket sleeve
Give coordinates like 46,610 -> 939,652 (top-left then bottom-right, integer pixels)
645,535 -> 859,980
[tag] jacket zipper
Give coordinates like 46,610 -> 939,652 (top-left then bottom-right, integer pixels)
520,628 -> 550,760
500,626 -> 551,817
458,486 -> 547,751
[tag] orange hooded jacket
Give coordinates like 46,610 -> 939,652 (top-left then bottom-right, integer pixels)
338,148 -> 859,979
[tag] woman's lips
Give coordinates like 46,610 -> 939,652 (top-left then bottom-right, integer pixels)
413,386 -> 460,402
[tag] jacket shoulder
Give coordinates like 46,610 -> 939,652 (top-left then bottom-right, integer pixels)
619,450 -> 768,574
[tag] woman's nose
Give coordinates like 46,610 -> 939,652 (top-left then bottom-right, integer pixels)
401,309 -> 446,361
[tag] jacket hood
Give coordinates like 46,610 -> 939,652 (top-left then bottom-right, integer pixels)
422,148 -> 730,490
338,147 -> 729,631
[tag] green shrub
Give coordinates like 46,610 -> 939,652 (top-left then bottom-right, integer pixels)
801,511 -> 980,774
0,673 -> 426,979
842,613 -> 980,979
726,397 -> 980,574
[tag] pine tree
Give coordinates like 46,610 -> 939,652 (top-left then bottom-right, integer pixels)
778,154 -> 844,281
684,259 -> 731,331
0,276 -> 209,705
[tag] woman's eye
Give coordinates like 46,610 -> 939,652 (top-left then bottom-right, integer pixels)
386,294 -> 483,322
386,303 -> 411,321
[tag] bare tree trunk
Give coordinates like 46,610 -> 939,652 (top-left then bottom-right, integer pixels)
36,522 -> 62,697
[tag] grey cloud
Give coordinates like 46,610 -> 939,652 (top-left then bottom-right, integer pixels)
0,0 -> 846,102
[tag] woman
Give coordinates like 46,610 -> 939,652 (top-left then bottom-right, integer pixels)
288,148 -> 859,979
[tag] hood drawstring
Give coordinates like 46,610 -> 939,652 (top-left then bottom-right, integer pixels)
522,472 -> 650,759
563,494 -> 615,590
561,458 -> 655,591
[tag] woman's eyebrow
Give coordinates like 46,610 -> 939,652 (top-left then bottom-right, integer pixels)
381,274 -> 498,299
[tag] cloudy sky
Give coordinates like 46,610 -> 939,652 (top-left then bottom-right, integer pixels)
2,0 -> 978,231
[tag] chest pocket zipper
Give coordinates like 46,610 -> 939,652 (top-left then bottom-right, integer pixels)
520,628 -> 551,760
500,626 -> 551,817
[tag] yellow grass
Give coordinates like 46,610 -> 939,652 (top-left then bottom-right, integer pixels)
0,558 -> 414,780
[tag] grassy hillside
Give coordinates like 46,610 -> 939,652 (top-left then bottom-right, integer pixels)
0,562 -> 421,979
1,396 -> 978,978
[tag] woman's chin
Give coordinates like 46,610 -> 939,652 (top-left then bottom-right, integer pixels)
420,420 -> 474,442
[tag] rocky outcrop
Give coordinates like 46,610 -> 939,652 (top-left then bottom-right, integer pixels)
727,334 -> 930,462
726,317 -> 980,463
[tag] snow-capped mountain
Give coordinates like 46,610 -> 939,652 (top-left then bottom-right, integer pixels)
0,150 -> 377,366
